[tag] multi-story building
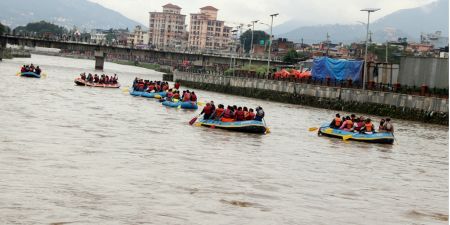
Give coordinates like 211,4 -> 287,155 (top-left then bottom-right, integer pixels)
149,4 -> 186,49
90,29 -> 106,44
127,25 -> 149,47
188,6 -> 232,51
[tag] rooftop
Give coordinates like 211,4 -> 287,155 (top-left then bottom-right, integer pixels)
200,6 -> 218,11
163,3 -> 182,9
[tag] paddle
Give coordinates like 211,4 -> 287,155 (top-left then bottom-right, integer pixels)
308,127 -> 318,131
16,72 -> 21,76
197,101 -> 205,106
189,114 -> 202,125
262,118 -> 271,134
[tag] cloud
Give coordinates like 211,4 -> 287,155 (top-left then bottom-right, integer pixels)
88,0 -> 435,28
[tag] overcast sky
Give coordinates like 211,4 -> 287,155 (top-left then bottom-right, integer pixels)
88,0 -> 435,29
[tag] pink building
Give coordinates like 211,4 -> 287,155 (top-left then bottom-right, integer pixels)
149,3 -> 186,49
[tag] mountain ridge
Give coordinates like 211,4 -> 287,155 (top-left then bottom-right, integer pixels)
0,0 -> 144,30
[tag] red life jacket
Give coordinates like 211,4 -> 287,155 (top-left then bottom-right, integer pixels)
190,94 -> 197,101
183,93 -> 191,101
335,117 -> 342,126
246,112 -> 255,120
223,109 -> 233,118
175,83 -> 180,89
203,105 -> 212,115
236,110 -> 245,121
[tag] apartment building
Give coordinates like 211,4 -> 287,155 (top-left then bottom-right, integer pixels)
149,4 -> 186,49
188,6 -> 232,50
127,25 -> 149,46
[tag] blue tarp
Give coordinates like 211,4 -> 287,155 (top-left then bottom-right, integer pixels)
311,57 -> 363,81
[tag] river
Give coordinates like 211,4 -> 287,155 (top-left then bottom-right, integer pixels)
0,54 -> 448,225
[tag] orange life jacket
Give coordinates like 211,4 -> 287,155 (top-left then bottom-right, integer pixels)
346,120 -> 353,129
335,117 -> 342,126
215,108 -> 224,117
365,122 -> 373,132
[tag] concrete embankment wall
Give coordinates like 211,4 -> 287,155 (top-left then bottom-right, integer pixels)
174,71 -> 449,125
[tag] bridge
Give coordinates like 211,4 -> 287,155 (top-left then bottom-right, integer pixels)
0,35 -> 285,70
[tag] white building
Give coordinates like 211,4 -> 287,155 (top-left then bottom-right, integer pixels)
90,29 -> 106,44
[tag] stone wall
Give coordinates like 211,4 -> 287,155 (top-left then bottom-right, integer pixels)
174,71 -> 449,125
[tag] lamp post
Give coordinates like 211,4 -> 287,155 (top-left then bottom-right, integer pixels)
267,13 -> 278,77
361,8 -> 380,90
249,20 -> 259,66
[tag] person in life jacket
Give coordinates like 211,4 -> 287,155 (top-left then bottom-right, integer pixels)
246,108 -> 256,120
94,74 -> 99,83
330,113 -> 342,128
201,103 -> 213,120
353,116 -> 365,131
174,82 -> 180,90
21,65 -> 26,73
210,104 -> 225,120
190,91 -> 197,102
243,107 -> 249,119
222,105 -> 235,119
182,90 -> 191,102
210,101 -> 216,111
339,116 -> 354,131
173,91 -> 180,100
235,107 -> 245,121
384,118 -> 394,133
255,106 -> 265,121
378,118 -> 387,132
350,114 -> 356,122
360,118 -> 375,134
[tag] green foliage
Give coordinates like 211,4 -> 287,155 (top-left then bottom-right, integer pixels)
14,20 -> 68,35
368,44 -> 404,64
0,23 -> 10,35
282,49 -> 300,64
239,29 -> 269,53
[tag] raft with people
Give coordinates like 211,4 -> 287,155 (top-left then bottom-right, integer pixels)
191,103 -> 269,134
314,114 -> 395,144
75,73 -> 120,88
318,126 -> 395,144
19,64 -> 42,78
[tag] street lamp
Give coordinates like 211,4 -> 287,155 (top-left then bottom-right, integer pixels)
249,20 -> 259,66
361,8 -> 380,90
267,13 -> 278,76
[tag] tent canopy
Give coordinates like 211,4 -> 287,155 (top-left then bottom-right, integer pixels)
311,57 -> 363,81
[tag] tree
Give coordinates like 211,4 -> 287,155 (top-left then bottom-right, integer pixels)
283,49 -> 300,64
0,23 -> 10,35
13,20 -> 68,36
239,29 -> 269,53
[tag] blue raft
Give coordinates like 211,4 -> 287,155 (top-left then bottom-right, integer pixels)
318,126 -> 394,144
162,100 -> 198,109
195,118 -> 267,134
21,72 -> 41,78
129,89 -> 167,98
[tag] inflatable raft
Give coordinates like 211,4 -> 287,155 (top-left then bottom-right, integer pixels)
74,78 -> 120,88
21,72 -> 41,78
162,100 -> 198,109
195,118 -> 268,134
318,126 -> 394,144
129,89 -> 166,98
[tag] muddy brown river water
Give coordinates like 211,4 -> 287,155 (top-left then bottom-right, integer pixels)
0,54 -> 448,224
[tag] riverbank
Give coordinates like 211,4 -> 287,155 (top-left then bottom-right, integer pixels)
174,71 -> 449,125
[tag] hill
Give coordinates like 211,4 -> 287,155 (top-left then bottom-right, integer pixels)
0,0 -> 144,30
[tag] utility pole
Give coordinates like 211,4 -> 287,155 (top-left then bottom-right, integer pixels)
385,40 -> 388,63
267,13 -> 278,76
249,20 -> 259,66
361,8 -> 380,90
